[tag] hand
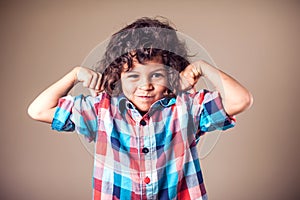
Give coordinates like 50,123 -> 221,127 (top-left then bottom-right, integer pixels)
75,66 -> 103,97
179,62 -> 202,92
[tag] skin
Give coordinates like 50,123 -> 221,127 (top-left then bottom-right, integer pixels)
180,60 -> 253,115
27,58 -> 253,123
121,57 -> 169,113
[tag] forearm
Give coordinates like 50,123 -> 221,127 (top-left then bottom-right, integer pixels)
28,67 -> 79,123
196,61 -> 253,116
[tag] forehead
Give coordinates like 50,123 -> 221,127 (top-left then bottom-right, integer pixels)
132,62 -> 165,72
123,56 -> 166,72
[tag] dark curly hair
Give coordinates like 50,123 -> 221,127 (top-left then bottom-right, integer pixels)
96,17 -> 190,96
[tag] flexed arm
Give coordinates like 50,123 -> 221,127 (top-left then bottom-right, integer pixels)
180,60 -> 253,116
28,67 -> 102,123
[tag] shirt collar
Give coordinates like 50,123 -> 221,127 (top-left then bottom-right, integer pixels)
159,96 -> 176,107
116,94 -> 176,113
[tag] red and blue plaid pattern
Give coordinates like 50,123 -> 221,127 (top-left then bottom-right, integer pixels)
52,89 -> 235,200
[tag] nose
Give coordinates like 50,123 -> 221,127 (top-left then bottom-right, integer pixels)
138,78 -> 154,90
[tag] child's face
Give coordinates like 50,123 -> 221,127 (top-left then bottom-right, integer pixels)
121,57 -> 168,112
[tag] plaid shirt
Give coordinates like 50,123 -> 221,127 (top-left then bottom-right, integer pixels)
52,89 -> 235,200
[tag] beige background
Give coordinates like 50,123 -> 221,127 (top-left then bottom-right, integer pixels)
1,0 -> 299,199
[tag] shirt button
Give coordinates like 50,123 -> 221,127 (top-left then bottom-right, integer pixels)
144,176 -> 151,184
142,147 -> 149,154
140,120 -> 146,126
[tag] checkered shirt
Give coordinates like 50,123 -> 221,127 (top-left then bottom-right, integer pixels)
52,89 -> 235,200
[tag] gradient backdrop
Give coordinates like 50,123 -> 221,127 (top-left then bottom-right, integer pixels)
0,0 -> 299,199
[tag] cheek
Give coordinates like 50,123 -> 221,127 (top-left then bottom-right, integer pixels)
156,78 -> 169,89
121,79 -> 135,95
157,85 -> 168,94
122,85 -> 134,93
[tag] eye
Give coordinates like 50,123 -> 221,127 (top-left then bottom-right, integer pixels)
151,73 -> 165,78
127,74 -> 139,79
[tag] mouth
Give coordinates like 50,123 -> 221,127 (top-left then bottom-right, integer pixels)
138,95 -> 153,98
136,95 -> 154,100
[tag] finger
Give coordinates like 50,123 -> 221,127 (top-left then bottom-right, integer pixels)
95,73 -> 102,91
182,70 -> 195,84
190,64 -> 201,78
88,72 -> 99,89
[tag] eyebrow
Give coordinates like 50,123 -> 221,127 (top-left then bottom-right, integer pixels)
125,67 -> 167,74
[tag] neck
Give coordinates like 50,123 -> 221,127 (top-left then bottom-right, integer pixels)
139,110 -> 147,116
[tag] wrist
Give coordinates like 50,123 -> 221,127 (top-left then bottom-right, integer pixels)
71,66 -> 81,84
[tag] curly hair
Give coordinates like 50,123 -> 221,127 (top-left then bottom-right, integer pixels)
96,17 -> 190,96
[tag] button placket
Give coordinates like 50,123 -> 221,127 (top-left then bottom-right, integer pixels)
140,117 -> 150,185
140,117 -> 150,155
140,119 -> 147,126
142,147 -> 149,153
144,176 -> 151,184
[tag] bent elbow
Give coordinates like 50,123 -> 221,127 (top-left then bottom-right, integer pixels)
243,91 -> 254,111
225,91 -> 253,116
27,103 -> 55,123
235,91 -> 254,114
27,104 -> 40,120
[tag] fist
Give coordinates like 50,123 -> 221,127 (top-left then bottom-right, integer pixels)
75,66 -> 102,96
179,63 -> 202,92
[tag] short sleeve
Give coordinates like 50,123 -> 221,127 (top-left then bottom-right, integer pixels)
199,90 -> 236,132
51,94 -> 98,142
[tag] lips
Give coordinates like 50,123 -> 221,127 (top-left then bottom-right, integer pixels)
137,96 -> 154,99
136,95 -> 155,101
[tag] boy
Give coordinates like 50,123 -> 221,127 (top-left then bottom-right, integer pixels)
28,17 -> 252,199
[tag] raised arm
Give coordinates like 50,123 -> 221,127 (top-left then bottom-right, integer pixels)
27,67 -> 102,123
180,60 -> 253,116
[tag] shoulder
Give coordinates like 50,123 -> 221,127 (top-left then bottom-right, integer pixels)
176,89 -> 215,105
91,92 -> 112,112
74,92 -> 111,104
64,92 -> 112,114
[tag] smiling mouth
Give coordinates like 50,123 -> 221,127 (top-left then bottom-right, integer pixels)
138,96 -> 153,98
137,95 -> 155,100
